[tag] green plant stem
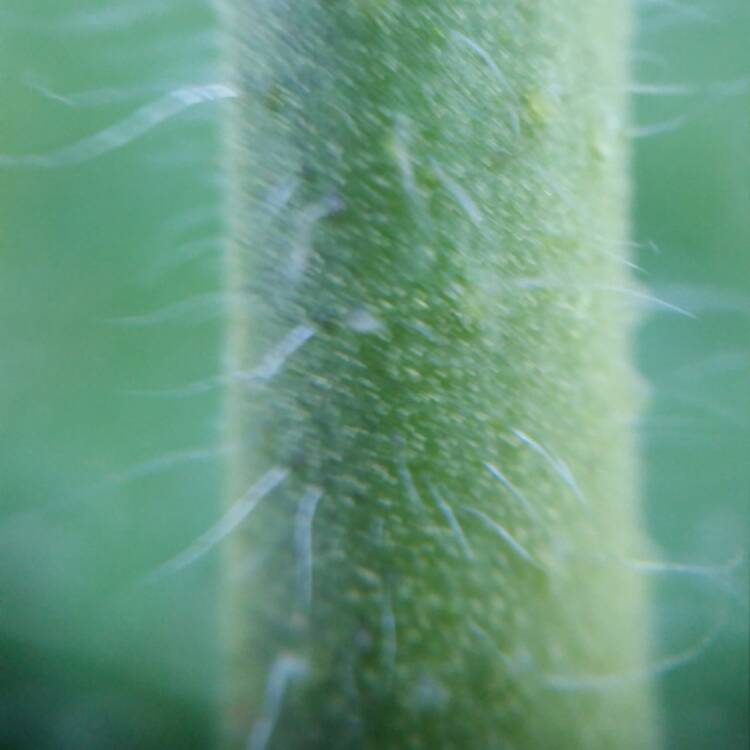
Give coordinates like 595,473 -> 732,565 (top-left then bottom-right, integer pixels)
220,1 -> 658,747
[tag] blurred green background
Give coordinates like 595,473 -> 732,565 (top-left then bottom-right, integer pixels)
0,1 -> 747,748
633,0 -> 749,746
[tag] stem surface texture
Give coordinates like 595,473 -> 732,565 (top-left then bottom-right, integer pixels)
221,2 -> 658,748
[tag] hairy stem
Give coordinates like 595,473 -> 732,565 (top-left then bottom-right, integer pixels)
220,1 -> 658,748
